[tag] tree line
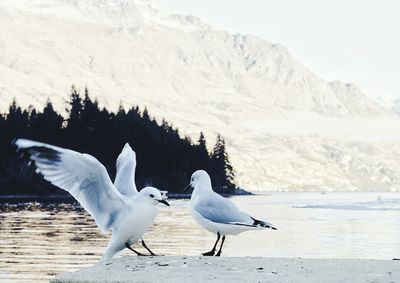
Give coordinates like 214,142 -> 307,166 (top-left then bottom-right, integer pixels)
0,87 -> 238,196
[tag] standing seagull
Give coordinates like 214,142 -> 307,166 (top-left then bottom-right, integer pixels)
13,139 -> 170,262
185,170 -> 276,256
113,143 -> 157,255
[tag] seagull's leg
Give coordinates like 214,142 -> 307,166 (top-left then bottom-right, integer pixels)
141,240 -> 157,256
101,235 -> 122,263
125,242 -> 145,256
215,235 -> 226,257
202,232 -> 221,256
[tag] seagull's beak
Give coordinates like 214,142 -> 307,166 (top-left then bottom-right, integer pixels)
183,183 -> 192,192
157,199 -> 170,206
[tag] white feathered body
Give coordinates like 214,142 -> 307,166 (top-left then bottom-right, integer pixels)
189,170 -> 276,237
191,189 -> 265,236
102,197 -> 159,262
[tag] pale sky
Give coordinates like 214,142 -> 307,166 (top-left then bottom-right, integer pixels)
152,0 -> 400,99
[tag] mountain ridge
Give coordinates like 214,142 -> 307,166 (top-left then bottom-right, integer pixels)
1,0 -> 399,191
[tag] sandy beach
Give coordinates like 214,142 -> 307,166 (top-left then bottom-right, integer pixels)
51,256 -> 399,283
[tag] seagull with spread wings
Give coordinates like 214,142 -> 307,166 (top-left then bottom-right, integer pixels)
14,139 -> 169,263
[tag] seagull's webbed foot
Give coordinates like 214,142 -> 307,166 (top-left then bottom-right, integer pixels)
202,250 -> 215,256
125,242 -> 146,256
141,240 -> 158,256
202,232 -> 221,256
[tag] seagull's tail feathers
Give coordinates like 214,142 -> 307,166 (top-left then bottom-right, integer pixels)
251,217 -> 277,230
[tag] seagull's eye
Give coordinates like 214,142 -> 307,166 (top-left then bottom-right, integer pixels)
149,194 -> 154,198
191,177 -> 194,182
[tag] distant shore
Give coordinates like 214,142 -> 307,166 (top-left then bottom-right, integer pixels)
0,194 -> 76,204
51,256 -> 399,283
0,189 -> 252,204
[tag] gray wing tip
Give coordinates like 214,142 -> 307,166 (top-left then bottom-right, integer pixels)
12,138 -> 28,149
14,139 -> 62,164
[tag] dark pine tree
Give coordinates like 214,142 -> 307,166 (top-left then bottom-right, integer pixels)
0,88 -> 238,196
194,131 -> 210,172
0,100 -> 54,195
28,100 -> 64,144
210,134 -> 236,193
66,85 -> 83,128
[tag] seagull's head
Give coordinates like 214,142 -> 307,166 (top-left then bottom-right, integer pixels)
139,187 -> 170,207
184,170 -> 212,192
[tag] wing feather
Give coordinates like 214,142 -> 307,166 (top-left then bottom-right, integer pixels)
195,194 -> 276,229
194,193 -> 253,225
14,139 -> 126,233
114,143 -> 138,197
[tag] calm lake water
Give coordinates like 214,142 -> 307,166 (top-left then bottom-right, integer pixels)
1,192 -> 400,282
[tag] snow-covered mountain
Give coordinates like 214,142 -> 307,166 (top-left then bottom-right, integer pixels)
375,96 -> 400,116
1,0 -> 400,191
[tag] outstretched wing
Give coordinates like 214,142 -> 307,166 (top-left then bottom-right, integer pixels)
114,143 -> 138,197
194,193 -> 275,229
14,139 -> 127,233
